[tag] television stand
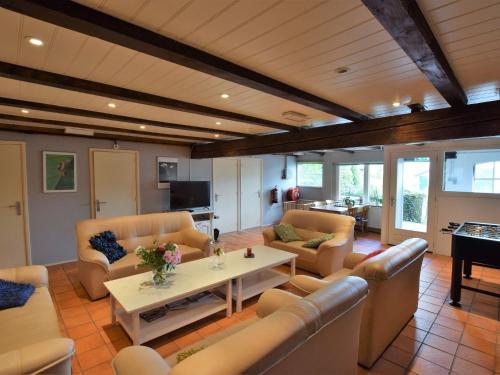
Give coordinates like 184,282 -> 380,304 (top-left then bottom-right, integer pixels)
190,210 -> 214,237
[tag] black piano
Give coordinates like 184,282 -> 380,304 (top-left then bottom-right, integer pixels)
450,222 -> 500,306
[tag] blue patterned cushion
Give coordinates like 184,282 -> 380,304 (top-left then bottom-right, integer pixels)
89,231 -> 126,264
0,279 -> 35,310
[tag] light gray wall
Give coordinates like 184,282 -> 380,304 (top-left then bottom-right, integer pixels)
1,130 -> 190,265
189,155 -> 297,225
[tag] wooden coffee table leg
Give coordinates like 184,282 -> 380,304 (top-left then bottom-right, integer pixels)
132,312 -> 141,345
236,277 -> 243,313
290,258 -> 296,277
110,295 -> 116,325
226,280 -> 232,317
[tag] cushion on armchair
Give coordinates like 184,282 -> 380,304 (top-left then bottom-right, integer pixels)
273,223 -> 302,242
89,231 -> 127,264
302,234 -> 334,249
0,279 -> 35,310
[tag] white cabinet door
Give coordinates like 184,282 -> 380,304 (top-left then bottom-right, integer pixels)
213,159 -> 238,233
0,142 -> 30,267
91,149 -> 139,218
240,158 -> 262,230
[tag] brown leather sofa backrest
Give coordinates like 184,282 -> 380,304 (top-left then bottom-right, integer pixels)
76,211 -> 195,253
281,209 -> 355,234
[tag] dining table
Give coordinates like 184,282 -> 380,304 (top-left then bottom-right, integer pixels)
310,204 -> 368,215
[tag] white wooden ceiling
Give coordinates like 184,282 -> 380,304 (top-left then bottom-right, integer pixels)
0,0 -> 499,143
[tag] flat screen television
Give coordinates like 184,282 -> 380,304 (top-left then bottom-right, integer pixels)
170,181 -> 211,210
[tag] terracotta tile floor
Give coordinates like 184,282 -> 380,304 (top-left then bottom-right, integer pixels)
47,229 -> 500,374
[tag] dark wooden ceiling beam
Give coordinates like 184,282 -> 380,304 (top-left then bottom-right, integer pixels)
0,61 -> 296,132
191,101 -> 500,158
362,0 -> 467,107
0,113 -> 214,143
0,97 -> 246,138
0,0 -> 370,122
0,122 -> 190,146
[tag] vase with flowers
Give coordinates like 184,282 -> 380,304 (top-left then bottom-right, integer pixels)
210,245 -> 226,269
135,240 -> 181,286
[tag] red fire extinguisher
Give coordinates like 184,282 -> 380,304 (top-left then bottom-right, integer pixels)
270,186 -> 279,204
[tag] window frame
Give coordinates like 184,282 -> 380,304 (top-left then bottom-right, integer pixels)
296,161 -> 324,188
441,149 -> 500,197
335,162 -> 384,206
472,161 -> 500,193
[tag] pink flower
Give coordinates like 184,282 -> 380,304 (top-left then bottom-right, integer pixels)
159,243 -> 166,251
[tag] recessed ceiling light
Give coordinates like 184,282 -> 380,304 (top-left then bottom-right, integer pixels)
21,109 -> 29,114
215,121 -> 221,125
220,94 -> 230,99
214,134 -> 220,138
334,66 -> 350,74
27,37 -> 43,46
392,101 -> 401,107
140,125 -> 146,129
107,103 -> 116,108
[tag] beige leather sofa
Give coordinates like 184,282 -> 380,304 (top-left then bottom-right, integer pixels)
112,276 -> 368,375
263,209 -> 355,276
76,211 -> 211,300
290,238 -> 428,368
0,266 -> 74,374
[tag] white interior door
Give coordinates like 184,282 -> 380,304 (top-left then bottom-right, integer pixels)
388,151 -> 437,248
91,149 -> 139,218
0,142 -> 30,267
240,158 -> 262,230
213,158 -> 238,234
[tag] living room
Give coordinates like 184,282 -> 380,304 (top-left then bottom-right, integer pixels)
0,1 -> 499,375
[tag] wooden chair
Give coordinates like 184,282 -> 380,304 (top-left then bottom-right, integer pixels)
348,205 -> 369,238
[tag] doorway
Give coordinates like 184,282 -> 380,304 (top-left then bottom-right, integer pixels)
90,149 -> 140,218
388,152 -> 437,248
213,158 -> 239,233
240,158 -> 263,230
0,141 -> 30,267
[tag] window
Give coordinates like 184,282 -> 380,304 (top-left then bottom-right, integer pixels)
443,149 -> 500,194
297,162 -> 323,187
337,163 -> 384,205
473,161 -> 500,193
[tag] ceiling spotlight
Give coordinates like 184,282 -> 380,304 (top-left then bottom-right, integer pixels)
27,37 -> 43,46
107,103 -> 116,108
220,94 -> 230,99
215,121 -> 221,125
334,66 -> 350,74
214,134 -> 220,138
392,101 -> 401,107
21,109 -> 29,114
140,125 -> 146,129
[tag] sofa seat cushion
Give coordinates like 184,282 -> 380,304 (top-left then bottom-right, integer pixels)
294,228 -> 329,242
270,241 -> 316,264
109,253 -> 145,280
109,245 -> 205,280
165,317 -> 259,367
0,287 -> 60,353
118,232 -> 183,253
178,244 -> 205,262
323,268 -> 353,283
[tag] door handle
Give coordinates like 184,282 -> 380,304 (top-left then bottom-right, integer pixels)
257,191 -> 261,198
390,197 -> 395,207
214,194 -> 221,202
8,201 -> 21,216
96,199 -> 107,212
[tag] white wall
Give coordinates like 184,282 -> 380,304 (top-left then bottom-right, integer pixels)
297,150 -> 384,229
381,138 -> 500,255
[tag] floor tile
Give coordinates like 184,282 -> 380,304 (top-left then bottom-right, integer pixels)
456,344 -> 495,370
451,357 -> 492,375
77,346 -> 112,371
409,356 -> 449,375
417,344 -> 454,369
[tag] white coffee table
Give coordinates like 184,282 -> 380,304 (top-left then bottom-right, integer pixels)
104,245 -> 296,345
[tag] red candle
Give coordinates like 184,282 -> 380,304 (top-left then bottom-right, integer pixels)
246,247 -> 252,257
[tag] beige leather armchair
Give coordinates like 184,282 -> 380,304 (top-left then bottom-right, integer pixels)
290,238 -> 428,368
0,266 -> 74,375
76,211 -> 211,300
112,276 -> 369,375
263,209 -> 355,276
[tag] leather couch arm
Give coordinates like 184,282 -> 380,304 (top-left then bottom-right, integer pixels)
181,228 -> 211,256
0,266 -> 48,288
113,346 -> 170,375
262,227 -> 276,244
289,275 -> 330,294
79,246 -> 110,270
256,288 -> 302,318
0,338 -> 74,375
343,253 -> 368,269
316,234 -> 349,254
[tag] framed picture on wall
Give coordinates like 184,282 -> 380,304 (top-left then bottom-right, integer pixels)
157,157 -> 178,189
43,151 -> 77,193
